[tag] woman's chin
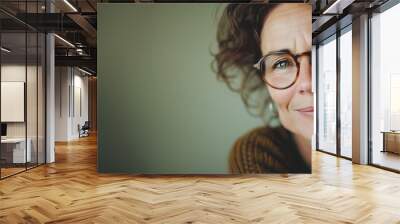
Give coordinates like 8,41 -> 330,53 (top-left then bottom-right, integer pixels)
294,116 -> 314,140
280,112 -> 314,141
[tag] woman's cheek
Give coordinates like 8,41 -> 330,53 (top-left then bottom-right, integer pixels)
268,88 -> 292,112
268,87 -> 295,129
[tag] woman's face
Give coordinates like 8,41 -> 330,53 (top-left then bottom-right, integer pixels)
260,4 -> 313,140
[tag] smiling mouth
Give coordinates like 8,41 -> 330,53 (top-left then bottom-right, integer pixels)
296,106 -> 314,115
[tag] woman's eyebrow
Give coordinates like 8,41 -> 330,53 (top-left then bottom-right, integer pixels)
265,48 -> 311,57
265,49 -> 291,56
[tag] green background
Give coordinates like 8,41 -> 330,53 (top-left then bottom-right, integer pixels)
97,3 -> 261,174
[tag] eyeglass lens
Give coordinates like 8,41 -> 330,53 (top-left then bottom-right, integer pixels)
262,53 -> 298,89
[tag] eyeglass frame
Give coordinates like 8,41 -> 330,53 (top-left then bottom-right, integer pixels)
253,49 -> 311,90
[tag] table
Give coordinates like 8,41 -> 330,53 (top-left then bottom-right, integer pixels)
381,131 -> 400,154
1,138 -> 31,164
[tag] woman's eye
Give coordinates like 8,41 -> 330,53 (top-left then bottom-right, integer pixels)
273,60 -> 290,70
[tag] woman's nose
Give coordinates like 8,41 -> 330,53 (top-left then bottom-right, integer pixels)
296,57 -> 312,94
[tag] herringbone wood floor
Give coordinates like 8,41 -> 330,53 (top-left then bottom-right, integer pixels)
0,134 -> 400,224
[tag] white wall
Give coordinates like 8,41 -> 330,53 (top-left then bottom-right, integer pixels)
55,66 -> 89,141
1,65 -> 26,141
1,65 -> 38,138
55,66 -> 70,141
71,73 -> 89,138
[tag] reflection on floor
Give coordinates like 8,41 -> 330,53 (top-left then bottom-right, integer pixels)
0,135 -> 400,223
373,150 -> 400,171
340,147 -> 352,158
0,167 -> 25,178
0,162 -> 42,178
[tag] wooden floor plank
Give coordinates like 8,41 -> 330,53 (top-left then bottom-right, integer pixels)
0,134 -> 399,223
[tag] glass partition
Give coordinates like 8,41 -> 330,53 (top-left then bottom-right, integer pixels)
1,31 -> 28,177
0,1 -> 46,179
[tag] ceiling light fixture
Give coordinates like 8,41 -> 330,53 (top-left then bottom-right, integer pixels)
54,34 -> 75,48
76,48 -> 85,55
1,47 -> 11,53
63,0 -> 78,12
78,67 -> 93,76
322,0 -> 355,15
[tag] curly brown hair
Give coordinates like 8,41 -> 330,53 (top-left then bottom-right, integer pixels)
212,3 -> 279,124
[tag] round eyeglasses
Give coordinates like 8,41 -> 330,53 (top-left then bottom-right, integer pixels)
253,50 -> 311,90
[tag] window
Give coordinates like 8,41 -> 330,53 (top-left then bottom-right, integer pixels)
339,27 -> 352,158
370,2 -> 400,171
317,35 -> 337,154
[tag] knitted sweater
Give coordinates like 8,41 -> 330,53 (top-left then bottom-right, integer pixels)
229,126 -> 311,174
